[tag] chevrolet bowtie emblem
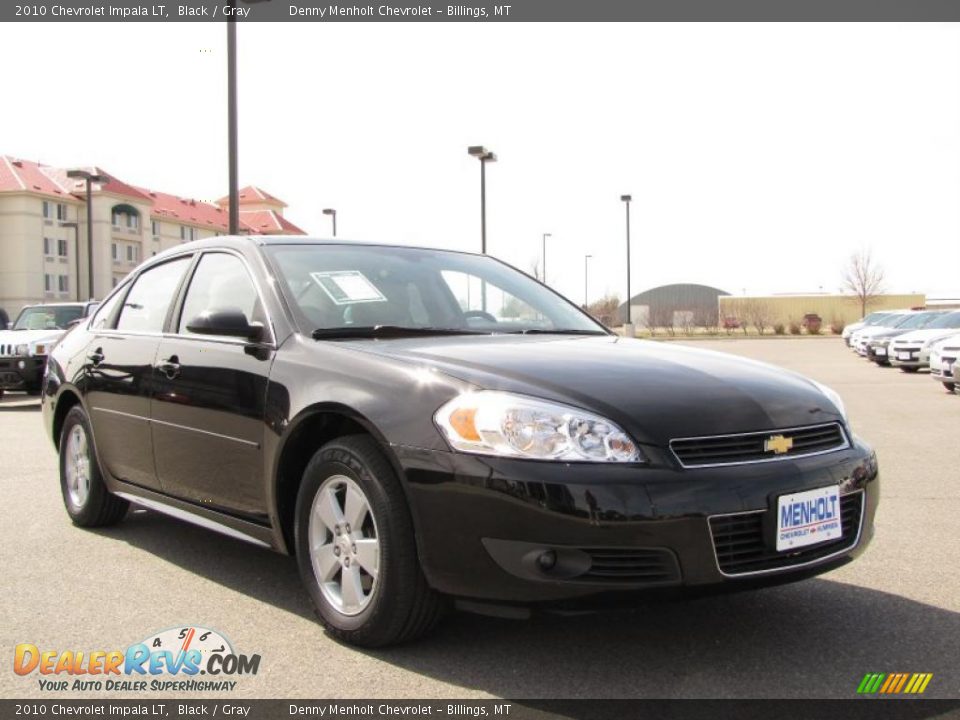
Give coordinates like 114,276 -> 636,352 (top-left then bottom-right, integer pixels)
764,434 -> 794,455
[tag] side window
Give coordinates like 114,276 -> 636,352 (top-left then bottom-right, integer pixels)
90,286 -> 123,330
178,253 -> 263,334
115,257 -> 192,333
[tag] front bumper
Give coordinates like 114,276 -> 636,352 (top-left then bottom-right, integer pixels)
867,343 -> 891,363
397,439 -> 879,605
889,346 -> 927,368
930,351 -> 958,384
0,355 -> 45,390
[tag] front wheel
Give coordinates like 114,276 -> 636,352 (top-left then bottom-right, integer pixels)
295,435 -> 442,647
943,382 -> 956,393
59,406 -> 128,526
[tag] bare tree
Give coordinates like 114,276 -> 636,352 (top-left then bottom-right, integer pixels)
842,249 -> 885,317
585,294 -> 621,328
694,306 -> 719,335
650,305 -> 676,337
529,258 -> 543,283
741,298 -> 774,335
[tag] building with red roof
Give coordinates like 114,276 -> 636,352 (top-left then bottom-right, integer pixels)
0,155 -> 305,313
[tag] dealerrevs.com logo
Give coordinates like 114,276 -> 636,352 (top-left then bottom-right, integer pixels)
14,625 -> 261,693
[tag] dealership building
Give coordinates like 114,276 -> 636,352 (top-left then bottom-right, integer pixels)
0,155 -> 305,318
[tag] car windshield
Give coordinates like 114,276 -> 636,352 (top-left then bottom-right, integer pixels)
11,305 -> 84,331
863,312 -> 890,325
265,244 -> 608,337
896,311 -> 942,329
876,314 -> 907,328
925,311 -> 960,329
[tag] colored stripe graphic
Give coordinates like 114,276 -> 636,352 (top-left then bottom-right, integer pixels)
858,672 -> 933,695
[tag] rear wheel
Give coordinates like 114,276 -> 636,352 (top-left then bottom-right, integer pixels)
900,366 -> 919,373
59,406 -> 128,527
294,435 -> 442,647
943,382 -> 956,393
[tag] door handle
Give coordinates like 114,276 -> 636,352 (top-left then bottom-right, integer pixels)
156,355 -> 180,379
87,348 -> 104,366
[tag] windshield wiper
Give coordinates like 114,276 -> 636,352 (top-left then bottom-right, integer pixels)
312,325 -> 487,340
504,328 -> 608,336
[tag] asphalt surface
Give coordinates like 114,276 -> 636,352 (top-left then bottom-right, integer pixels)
1,338 -> 958,700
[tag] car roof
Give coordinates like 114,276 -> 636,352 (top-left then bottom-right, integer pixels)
156,235 -> 485,259
21,301 -> 94,308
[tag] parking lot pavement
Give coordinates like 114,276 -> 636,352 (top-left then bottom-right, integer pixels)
1,338 -> 958,700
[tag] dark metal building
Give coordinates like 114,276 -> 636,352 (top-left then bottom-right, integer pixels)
617,283 -> 730,328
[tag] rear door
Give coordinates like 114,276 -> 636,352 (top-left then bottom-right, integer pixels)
83,255 -> 193,490
150,251 -> 274,518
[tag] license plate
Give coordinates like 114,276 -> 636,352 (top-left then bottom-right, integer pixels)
777,486 -> 842,551
875,347 -> 886,356
898,352 -> 911,361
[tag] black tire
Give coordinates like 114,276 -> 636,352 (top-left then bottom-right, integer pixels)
294,435 -> 442,647
59,406 -> 128,527
943,382 -> 956,393
900,366 -> 919,373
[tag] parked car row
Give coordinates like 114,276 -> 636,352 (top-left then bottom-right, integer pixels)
844,308 -> 960,392
0,301 -> 99,399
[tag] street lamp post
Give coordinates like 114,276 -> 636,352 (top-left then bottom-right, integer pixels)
620,194 -> 634,337
323,208 -> 337,237
467,145 -> 496,310
67,169 -> 108,300
227,12 -> 239,235
58,222 -> 80,301
584,254 -> 593,309
467,146 -> 497,254
541,232 -> 552,284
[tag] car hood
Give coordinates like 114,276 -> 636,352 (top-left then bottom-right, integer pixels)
0,328 -> 64,348
856,326 -> 903,339
893,328 -> 960,344
867,329 -> 910,341
346,335 -> 841,447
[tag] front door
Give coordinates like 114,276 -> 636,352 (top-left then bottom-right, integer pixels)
84,255 -> 193,490
150,251 -> 273,519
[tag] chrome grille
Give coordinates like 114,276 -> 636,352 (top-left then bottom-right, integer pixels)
709,491 -> 863,576
670,423 -> 847,468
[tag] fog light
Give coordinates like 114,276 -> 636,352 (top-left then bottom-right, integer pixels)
537,550 -> 557,571
17,360 -> 26,370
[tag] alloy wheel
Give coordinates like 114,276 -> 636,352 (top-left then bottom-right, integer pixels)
308,474 -> 380,616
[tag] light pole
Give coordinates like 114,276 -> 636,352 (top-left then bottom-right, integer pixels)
58,222 -> 80,301
67,169 -> 108,300
541,232 -> 552,284
322,208 -> 337,237
467,145 -> 496,310
227,10 -> 239,235
467,146 -> 497,254
620,194 -> 633,336
584,254 -> 593,309
224,0 -> 270,234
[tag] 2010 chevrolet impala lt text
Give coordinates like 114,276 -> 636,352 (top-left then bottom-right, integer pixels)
41,237 -> 879,647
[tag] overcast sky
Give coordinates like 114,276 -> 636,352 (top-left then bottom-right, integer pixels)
3,22 -> 959,303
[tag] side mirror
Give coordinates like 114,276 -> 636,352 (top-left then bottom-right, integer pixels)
186,308 -> 263,341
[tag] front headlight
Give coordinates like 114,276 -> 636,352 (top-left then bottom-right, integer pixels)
32,343 -> 47,356
15,343 -> 29,356
812,380 -> 848,423
435,391 -> 644,463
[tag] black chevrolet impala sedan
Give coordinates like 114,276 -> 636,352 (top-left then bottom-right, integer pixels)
42,237 -> 879,646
